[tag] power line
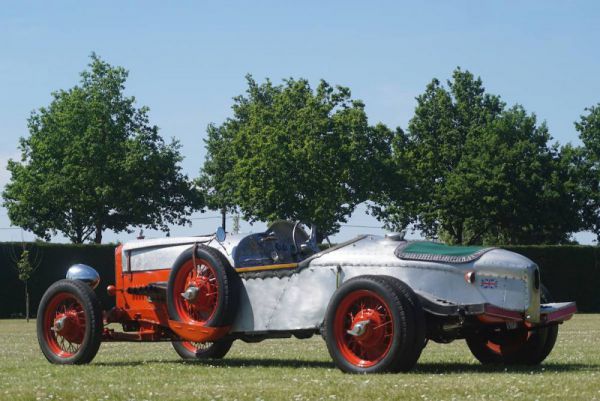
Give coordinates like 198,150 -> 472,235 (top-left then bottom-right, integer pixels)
190,215 -> 223,220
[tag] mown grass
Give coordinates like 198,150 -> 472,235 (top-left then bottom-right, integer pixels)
1,315 -> 599,401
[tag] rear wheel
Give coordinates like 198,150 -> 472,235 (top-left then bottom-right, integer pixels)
171,339 -> 234,360
323,275 -> 417,373
466,285 -> 559,365
36,279 -> 102,364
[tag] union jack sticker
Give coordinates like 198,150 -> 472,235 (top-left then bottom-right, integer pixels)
480,278 -> 498,289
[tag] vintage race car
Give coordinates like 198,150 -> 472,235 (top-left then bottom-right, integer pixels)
37,221 -> 577,373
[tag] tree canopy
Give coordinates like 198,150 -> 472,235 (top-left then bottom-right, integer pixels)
372,68 -> 582,244
2,54 -> 202,243
198,75 -> 394,239
576,104 -> 600,241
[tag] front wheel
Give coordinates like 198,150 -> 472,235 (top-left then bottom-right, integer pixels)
323,276 -> 418,373
171,339 -> 234,360
36,279 -> 103,364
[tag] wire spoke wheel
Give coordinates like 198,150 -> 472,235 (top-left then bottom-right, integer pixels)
334,290 -> 394,368
43,293 -> 87,357
173,259 -> 220,323
324,276 -> 418,373
37,279 -> 102,365
167,245 -> 240,346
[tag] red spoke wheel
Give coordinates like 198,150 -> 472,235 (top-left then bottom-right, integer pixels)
171,338 -> 234,360
172,258 -> 220,323
466,284 -> 559,365
37,279 -> 102,365
335,290 -> 394,367
324,276 -> 417,373
167,245 -> 239,328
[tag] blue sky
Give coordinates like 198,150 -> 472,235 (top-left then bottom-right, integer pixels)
1,1 -> 599,243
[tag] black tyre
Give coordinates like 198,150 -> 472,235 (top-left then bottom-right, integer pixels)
167,245 -> 239,327
323,275 -> 416,373
381,276 -> 427,371
171,339 -> 234,360
466,284 -> 559,365
37,279 -> 103,364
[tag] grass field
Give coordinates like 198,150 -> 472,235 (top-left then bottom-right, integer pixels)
1,316 -> 599,401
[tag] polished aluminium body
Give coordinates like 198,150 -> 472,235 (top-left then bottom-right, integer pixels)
120,230 -> 544,334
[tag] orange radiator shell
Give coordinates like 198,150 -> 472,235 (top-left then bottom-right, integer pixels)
109,245 -> 230,342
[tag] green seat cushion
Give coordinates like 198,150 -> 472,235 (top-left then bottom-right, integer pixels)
395,241 -> 495,263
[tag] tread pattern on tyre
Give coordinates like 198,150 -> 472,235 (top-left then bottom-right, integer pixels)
36,279 -> 103,365
377,276 -> 427,371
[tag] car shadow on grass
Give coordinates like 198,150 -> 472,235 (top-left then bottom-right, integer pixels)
94,358 -> 597,373
413,362 -> 599,374
94,357 -> 336,369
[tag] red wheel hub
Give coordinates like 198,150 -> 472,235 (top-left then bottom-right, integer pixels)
43,293 -> 86,357
348,308 -> 387,348
334,290 -> 394,368
173,259 -> 219,323
53,311 -> 84,344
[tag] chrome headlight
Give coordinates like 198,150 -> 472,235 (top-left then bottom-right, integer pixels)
66,264 -> 100,289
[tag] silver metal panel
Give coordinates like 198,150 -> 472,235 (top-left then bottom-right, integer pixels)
122,236 -> 232,272
231,266 -> 337,332
120,232 -> 542,331
122,236 -> 212,252
309,236 -> 535,310
128,244 -> 192,272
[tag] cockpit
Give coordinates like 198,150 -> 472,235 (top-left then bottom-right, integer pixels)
232,221 -> 318,269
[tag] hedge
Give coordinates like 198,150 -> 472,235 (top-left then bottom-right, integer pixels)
504,245 -> 600,312
0,242 -> 116,318
0,242 -> 598,318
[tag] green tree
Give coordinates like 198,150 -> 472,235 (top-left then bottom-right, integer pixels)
3,54 -> 202,243
197,123 -> 238,230
17,250 -> 33,322
455,106 -> 582,244
576,104 -> 600,241
199,75 -> 394,239
374,68 -> 581,244
8,245 -> 42,322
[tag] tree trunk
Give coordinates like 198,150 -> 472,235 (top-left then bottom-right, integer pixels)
25,282 -> 29,323
94,224 -> 102,244
221,208 -> 226,231
455,222 -> 464,245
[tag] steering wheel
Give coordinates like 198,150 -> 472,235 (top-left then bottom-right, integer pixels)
292,221 -> 301,254
292,221 -> 313,255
